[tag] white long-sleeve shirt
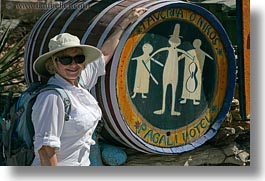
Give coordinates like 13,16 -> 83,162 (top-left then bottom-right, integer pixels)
31,56 -> 105,166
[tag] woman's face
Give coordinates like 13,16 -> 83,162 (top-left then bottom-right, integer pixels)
54,48 -> 85,85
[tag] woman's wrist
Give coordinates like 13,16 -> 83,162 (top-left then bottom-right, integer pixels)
119,18 -> 131,30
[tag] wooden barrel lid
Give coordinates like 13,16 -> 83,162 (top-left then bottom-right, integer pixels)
98,2 -> 236,154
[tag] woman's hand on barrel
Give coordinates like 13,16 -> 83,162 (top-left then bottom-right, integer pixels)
127,7 -> 148,24
119,7 -> 147,30
101,7 -> 147,65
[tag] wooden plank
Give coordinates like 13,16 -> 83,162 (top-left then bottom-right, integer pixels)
237,0 -> 250,120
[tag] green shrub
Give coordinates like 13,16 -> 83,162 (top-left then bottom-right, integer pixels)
0,18 -> 27,113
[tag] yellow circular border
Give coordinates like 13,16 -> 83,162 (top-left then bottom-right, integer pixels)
116,8 -> 228,147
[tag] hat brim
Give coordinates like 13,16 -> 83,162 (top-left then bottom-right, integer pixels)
33,45 -> 102,78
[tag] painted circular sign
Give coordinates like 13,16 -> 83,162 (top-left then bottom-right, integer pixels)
107,3 -> 236,154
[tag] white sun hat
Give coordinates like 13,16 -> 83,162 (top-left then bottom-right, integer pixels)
33,33 -> 102,78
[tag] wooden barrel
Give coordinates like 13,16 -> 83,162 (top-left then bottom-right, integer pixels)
24,0 -> 236,154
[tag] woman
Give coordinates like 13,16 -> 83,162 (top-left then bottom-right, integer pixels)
31,8 -> 147,166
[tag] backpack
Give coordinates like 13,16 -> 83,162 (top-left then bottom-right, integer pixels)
1,82 -> 71,166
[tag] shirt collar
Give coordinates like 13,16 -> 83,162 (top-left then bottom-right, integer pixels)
48,73 -> 79,90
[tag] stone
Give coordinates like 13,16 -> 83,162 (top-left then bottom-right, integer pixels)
101,143 -> 127,166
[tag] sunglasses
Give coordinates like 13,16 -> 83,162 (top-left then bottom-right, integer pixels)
56,55 -> 86,65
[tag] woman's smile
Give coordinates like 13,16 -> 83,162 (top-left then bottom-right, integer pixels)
55,48 -> 85,85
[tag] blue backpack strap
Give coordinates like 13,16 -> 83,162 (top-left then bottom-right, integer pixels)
39,85 -> 71,121
78,76 -> 85,88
